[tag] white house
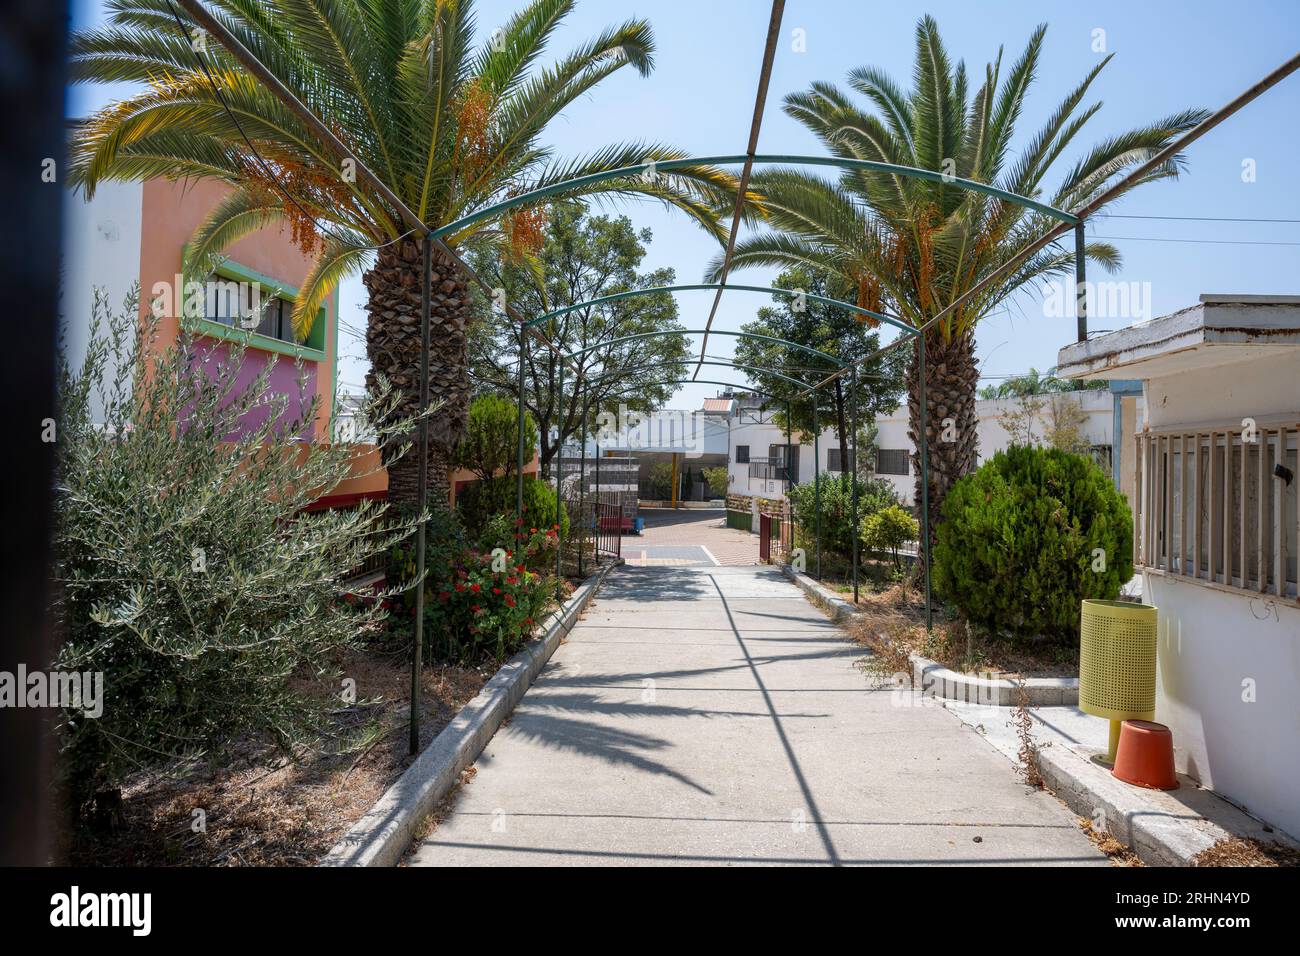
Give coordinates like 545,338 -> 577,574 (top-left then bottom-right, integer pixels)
725,394 -> 855,497
1057,293 -> 1300,839
872,388 -> 1126,501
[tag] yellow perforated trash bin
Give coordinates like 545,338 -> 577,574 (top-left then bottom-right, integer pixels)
1079,599 -> 1157,764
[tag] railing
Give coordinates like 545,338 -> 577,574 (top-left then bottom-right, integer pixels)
747,457 -> 790,481
1136,426 -> 1297,596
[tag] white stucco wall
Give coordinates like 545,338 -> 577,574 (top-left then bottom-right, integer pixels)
1145,574 -> 1300,837
1138,349 -> 1300,838
59,180 -> 144,421
725,412 -> 848,496
874,389 -> 1119,500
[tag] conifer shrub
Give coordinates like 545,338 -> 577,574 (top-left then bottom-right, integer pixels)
932,445 -> 1133,643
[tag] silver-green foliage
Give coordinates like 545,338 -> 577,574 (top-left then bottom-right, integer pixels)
52,289 -> 422,802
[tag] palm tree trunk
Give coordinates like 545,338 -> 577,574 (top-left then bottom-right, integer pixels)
363,238 -> 472,509
907,328 -> 979,559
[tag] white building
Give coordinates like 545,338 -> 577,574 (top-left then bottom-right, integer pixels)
873,388 -> 1126,501
1057,293 -> 1300,839
725,394 -> 855,497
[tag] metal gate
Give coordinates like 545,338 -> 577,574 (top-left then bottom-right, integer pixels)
758,512 -> 772,563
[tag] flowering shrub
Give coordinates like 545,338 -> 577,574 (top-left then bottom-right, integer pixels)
394,524 -> 562,664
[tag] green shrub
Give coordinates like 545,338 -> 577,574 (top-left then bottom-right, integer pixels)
933,444 -> 1133,643
787,473 -> 899,560
456,474 -> 568,543
702,465 -> 729,498
52,290 -> 419,806
453,394 -> 538,482
392,524 -> 560,664
861,504 -> 919,567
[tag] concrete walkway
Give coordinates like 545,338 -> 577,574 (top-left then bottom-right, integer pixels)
409,565 -> 1106,866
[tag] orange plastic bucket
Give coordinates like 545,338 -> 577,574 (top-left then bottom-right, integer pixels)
1112,719 -> 1179,790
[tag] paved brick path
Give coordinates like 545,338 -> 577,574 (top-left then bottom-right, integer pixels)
631,508 -> 758,566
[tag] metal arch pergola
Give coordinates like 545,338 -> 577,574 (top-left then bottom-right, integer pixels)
446,154 -> 1073,622
177,0 -> 1300,758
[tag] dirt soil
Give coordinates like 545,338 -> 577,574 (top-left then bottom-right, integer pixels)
1192,837 -> 1300,867
62,648 -> 487,867
845,583 -> 1079,679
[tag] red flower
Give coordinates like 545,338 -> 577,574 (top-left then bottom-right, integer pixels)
505,596 -> 516,608
530,527 -> 537,534
454,583 -> 465,592
471,605 -> 482,614
506,577 -> 517,585
438,592 -> 450,603
470,583 -> 481,593
492,587 -> 502,595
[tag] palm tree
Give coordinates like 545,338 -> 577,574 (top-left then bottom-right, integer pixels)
70,0 -> 735,506
709,16 -> 1206,555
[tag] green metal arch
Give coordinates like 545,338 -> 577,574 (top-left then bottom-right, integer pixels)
577,359 -> 818,393
525,282 -> 912,336
564,328 -> 847,367
593,377 -> 791,405
430,153 -> 1079,243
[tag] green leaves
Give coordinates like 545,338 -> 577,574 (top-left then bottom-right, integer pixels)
933,444 -> 1134,642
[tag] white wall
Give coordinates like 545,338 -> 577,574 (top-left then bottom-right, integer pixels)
1145,575 -> 1300,838
726,410 -> 848,497
59,180 -> 144,421
1137,350 -> 1300,839
874,389 -> 1119,501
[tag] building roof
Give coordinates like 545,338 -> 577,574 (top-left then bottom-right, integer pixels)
701,397 -> 736,414
1056,294 -> 1300,381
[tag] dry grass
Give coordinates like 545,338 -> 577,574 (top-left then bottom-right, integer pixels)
1012,682 -> 1045,789
1077,817 -> 1144,866
846,585 -> 1077,680
1192,837 -> 1300,867
62,648 -> 487,867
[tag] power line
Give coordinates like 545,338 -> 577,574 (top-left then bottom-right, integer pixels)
1104,213 -> 1300,223
1088,234 -> 1300,247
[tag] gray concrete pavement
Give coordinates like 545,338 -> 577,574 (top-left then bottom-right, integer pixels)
408,565 -> 1107,866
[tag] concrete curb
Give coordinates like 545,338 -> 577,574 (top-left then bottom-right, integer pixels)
910,654 -> 1079,707
1034,740 -> 1295,866
319,560 -> 619,867
779,564 -> 858,623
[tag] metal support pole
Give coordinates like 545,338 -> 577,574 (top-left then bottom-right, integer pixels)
1075,220 -> 1088,343
785,401 -> 793,488
410,234 -> 432,756
813,399 -> 821,580
919,336 -> 933,632
515,324 -> 526,527
556,361 -> 564,579
594,436 -> 601,560
578,385 -> 589,577
850,367 -> 860,606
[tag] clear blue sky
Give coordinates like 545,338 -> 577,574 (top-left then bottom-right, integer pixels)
68,0 -> 1300,410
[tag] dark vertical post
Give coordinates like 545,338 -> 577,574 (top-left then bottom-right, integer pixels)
556,360 -> 564,579
594,434 -> 601,560
1,0 -> 68,864
850,367 -> 860,605
785,401 -> 792,487
813,398 -> 821,580
919,335 -> 932,631
1074,220 -> 1088,343
515,324 -> 526,526
578,384 -> 589,577
410,234 -> 432,755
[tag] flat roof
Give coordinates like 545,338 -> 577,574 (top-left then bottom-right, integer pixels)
1056,295 -> 1300,380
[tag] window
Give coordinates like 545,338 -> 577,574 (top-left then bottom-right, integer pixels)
734,445 -> 749,464
1138,427 -> 1297,597
877,448 -> 910,476
827,448 -> 856,472
204,276 -> 306,345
